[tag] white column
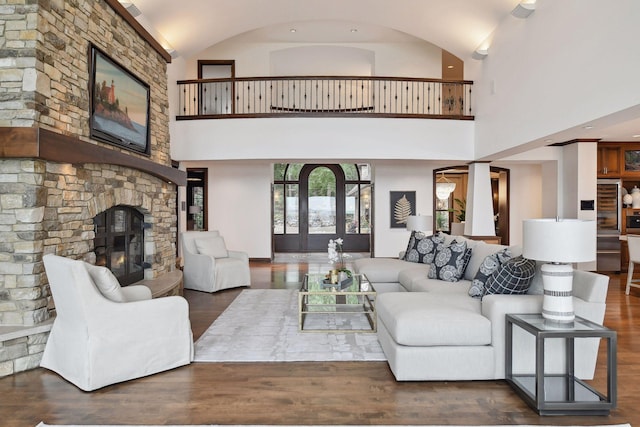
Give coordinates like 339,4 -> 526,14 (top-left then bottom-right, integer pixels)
464,162 -> 496,236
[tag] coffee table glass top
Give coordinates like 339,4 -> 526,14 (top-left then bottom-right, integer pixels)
301,273 -> 374,293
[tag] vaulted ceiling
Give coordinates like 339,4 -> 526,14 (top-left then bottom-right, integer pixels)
126,0 -> 523,61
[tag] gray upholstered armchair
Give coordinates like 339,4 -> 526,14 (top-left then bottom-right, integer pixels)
181,231 -> 251,292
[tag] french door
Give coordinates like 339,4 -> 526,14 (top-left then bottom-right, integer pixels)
273,163 -> 371,253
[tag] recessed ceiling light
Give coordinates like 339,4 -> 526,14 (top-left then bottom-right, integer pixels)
447,65 -> 454,69
350,28 -> 358,33
544,139 -> 553,143
583,125 -> 594,130
633,134 -> 640,138
289,28 -> 297,33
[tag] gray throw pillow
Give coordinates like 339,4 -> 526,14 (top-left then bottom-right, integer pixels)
468,248 -> 512,298
427,240 -> 471,282
403,232 -> 445,264
482,255 -> 536,298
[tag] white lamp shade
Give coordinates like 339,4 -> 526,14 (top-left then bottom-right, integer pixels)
406,215 -> 432,232
522,219 -> 596,263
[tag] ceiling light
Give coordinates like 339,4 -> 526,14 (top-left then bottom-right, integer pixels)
447,65 -> 454,69
435,173 -> 456,200
472,48 -> 489,60
350,28 -> 358,33
118,1 -> 142,17
633,134 -> 640,138
583,125 -> 594,130
511,1 -> 536,18
289,28 -> 297,33
544,139 -> 553,143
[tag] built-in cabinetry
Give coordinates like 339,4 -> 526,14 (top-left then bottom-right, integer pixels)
597,145 -> 621,177
598,142 -> 640,272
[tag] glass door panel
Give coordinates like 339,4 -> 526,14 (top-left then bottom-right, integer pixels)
307,167 -> 336,234
286,183 -> 299,234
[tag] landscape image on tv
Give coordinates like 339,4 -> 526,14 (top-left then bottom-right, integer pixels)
90,46 -> 150,153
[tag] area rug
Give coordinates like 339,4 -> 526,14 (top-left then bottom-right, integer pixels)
35,423 -> 634,427
193,289 -> 385,362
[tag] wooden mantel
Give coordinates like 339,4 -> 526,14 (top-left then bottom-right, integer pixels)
0,127 -> 186,185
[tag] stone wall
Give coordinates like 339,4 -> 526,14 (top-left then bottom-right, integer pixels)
0,0 -> 178,376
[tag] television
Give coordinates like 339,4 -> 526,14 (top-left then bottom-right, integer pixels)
88,44 -> 150,155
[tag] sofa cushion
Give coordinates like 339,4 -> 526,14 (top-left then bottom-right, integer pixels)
403,232 -> 445,264
84,262 -> 125,302
195,236 -> 228,258
483,255 -> 536,297
468,248 -> 513,298
410,277 -> 472,294
376,293 -> 490,346
427,240 -> 471,282
463,241 -> 505,280
354,258 -> 427,284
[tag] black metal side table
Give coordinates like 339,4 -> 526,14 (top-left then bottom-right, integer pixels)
505,313 -> 617,415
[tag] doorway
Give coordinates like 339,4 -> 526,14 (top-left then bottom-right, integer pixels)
273,163 -> 372,253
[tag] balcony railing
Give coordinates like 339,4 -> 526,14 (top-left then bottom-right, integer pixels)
176,76 -> 474,120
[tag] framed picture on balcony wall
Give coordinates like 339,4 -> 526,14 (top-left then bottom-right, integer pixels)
88,44 -> 151,155
390,191 -> 415,228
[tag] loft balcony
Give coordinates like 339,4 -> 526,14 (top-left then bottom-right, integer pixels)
176,76 -> 474,120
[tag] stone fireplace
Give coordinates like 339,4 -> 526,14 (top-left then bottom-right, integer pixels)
0,0 -> 185,377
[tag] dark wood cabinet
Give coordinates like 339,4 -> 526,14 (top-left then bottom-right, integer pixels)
597,145 -> 621,177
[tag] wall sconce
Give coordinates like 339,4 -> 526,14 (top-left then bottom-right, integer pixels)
435,173 -> 456,200
472,48 -> 489,60
511,1 -> 536,18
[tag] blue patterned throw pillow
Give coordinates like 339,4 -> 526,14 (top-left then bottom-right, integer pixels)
482,255 -> 536,298
403,232 -> 445,264
427,240 -> 471,282
468,248 -> 512,298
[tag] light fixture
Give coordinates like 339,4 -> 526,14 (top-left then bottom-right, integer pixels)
583,125 -> 594,130
435,173 -> 456,200
633,134 -> 640,138
118,1 -> 142,17
511,1 -> 536,18
472,48 -> 489,60
289,28 -> 297,33
406,215 -> 433,232
523,218 -> 596,324
350,28 -> 358,33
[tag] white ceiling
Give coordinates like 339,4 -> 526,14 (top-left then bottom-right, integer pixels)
125,0 -> 640,143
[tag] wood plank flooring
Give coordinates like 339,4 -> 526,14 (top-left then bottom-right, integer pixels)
1,259 -> 638,426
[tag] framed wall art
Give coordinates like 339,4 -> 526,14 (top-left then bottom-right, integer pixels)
390,191 -> 415,228
89,44 -> 151,155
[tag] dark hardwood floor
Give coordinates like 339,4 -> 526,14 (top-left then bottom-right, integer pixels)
1,258 -> 637,426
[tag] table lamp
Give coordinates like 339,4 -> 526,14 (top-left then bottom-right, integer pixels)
406,215 -> 432,232
522,218 -> 596,324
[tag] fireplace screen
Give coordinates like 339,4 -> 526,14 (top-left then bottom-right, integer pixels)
94,206 -> 144,286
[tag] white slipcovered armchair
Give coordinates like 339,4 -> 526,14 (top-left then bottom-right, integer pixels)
41,254 -> 193,391
181,231 -> 251,292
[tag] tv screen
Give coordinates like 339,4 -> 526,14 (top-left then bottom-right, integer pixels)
89,44 -> 150,155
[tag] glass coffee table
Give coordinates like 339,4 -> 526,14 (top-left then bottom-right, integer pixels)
299,273 -> 376,333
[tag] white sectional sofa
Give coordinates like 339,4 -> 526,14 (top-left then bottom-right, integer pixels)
354,233 -> 609,382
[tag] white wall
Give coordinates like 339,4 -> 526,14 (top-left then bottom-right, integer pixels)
183,40 -> 442,79
181,161 -> 273,258
171,118 -> 475,162
475,0 -> 640,159
371,162 -> 434,257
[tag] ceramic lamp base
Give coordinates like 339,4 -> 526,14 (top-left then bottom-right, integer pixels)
541,262 -> 575,323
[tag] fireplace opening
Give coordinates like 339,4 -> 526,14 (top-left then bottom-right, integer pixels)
94,206 -> 145,286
